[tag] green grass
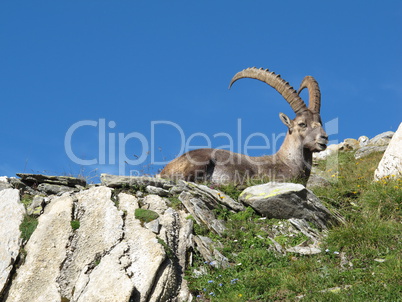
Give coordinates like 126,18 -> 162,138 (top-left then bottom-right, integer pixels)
134,208 -> 159,223
187,150 -> 402,301
70,220 -> 80,230
20,215 -> 38,242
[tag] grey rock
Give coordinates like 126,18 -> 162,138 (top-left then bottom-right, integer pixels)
37,183 -> 78,195
179,191 -> 226,235
182,181 -> 245,212
26,195 -> 46,216
355,145 -> 387,159
145,219 -> 161,234
145,185 -> 170,197
239,182 -> 341,230
193,236 -> 229,268
100,174 -> 174,190
375,122 -> 402,180
368,131 -> 394,146
288,218 -> 322,242
0,189 -> 25,296
8,178 -> 39,195
169,182 -> 186,195
16,173 -> 86,187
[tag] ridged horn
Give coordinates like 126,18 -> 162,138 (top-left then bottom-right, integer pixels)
229,67 -> 307,114
298,76 -> 321,113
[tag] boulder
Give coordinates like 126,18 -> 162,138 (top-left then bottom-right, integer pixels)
239,182 -> 341,230
0,189 -> 25,296
368,131 -> 394,146
374,123 -> 402,180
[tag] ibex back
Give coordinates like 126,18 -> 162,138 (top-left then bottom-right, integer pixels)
160,67 -> 328,185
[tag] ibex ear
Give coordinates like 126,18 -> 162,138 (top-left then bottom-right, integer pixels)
279,113 -> 293,130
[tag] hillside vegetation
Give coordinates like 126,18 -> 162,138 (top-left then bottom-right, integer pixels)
187,151 -> 402,301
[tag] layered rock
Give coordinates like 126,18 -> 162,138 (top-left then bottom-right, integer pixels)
3,186 -> 193,302
1,172 -> 344,301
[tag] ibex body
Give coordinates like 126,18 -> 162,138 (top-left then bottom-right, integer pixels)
160,68 -> 328,185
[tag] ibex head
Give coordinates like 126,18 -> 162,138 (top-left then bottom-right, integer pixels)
229,68 -> 328,153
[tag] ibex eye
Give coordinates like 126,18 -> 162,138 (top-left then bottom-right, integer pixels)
299,122 -> 307,128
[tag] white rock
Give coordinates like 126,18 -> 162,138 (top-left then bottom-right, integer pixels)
60,187 -> 124,301
0,189 -> 25,294
143,194 -> 169,215
6,194 -> 73,302
118,192 -> 167,302
374,123 -> 402,181
358,136 -> 369,147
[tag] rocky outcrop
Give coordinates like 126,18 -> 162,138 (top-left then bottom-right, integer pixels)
2,186 -> 192,302
374,123 -> 402,181
1,173 -> 342,301
0,189 -> 25,297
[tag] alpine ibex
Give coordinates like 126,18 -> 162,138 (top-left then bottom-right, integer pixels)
160,67 -> 328,185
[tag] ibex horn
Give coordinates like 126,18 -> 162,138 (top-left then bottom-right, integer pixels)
298,76 -> 321,113
229,67 -> 307,114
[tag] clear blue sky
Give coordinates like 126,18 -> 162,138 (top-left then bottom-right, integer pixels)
1,1 -> 401,180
